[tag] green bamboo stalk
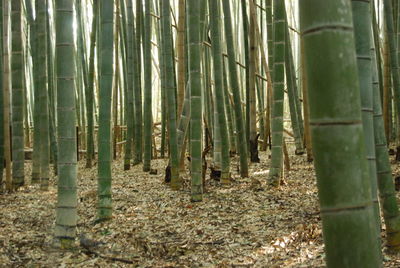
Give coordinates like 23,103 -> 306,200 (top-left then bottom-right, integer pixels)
23,55 -> 30,150
397,0 -> 400,84
301,41 -> 313,162
11,0 -> 24,189
199,0 -> 207,51
3,0 -> 11,190
176,0 -> 186,117
97,0 -> 114,221
258,0 -> 266,152
76,0 -> 87,156
24,6 -> 34,149
27,7 -> 35,132
285,9 -> 304,155
122,2 -> 131,148
266,0 -> 273,90
268,0 -> 285,186
395,0 -> 400,158
48,89 -> 58,175
256,79 -> 265,152
54,0 -> 77,248
372,29 -> 400,252
203,8 -> 213,151
223,59 -> 236,155
394,0 -> 399,35
112,3 -> 119,161
0,0 -> 4,187
199,5 -> 211,150
391,92 -> 396,142
204,47 -> 213,149
265,0 -> 273,150
372,1 -> 384,106
300,1 -> 381,266
209,0 -> 230,183
241,0 -> 250,146
142,0 -> 152,172
26,0 -> 41,184
46,4 -> 58,175
188,0 -> 203,201
37,0 -> 50,191
160,85 -> 166,158
351,0 -> 382,252
124,0 -> 134,170
23,64 -> 30,150
75,70 -> 82,153
85,0 -> 98,168
161,0 -> 180,189
176,84 -> 190,165
222,0 -> 248,178
383,36 -> 391,139
157,0 -> 166,159
248,0 -> 259,163
133,0 -> 143,165
384,0 -> 400,120
294,77 -> 304,147
212,56 -> 221,170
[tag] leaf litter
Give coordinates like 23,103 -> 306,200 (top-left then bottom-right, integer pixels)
1,149 -> 400,267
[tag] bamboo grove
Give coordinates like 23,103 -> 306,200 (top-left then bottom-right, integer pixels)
1,0 -> 400,266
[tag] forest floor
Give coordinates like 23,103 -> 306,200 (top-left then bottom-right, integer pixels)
1,148 -> 400,267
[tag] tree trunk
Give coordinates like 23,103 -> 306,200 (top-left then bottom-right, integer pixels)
209,0 -> 230,184
300,1 -> 381,266
11,0 -> 24,189
384,0 -> 400,122
241,0 -> 250,148
285,9 -> 304,155
248,0 -> 259,163
268,0 -> 285,186
0,0 -> 4,188
372,31 -> 400,252
161,0 -> 180,189
97,0 -> 114,221
351,0 -> 381,252
3,0 -> 11,191
54,0 -> 78,248
176,0 -> 186,117
133,0 -> 143,165
124,0 -> 134,170
222,0 -> 248,178
301,37 -> 313,162
37,0 -> 50,191
85,0 -> 98,169
188,0 -> 203,202
142,0 -> 152,172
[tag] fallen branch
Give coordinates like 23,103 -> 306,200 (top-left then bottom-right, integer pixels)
192,239 -> 225,245
80,234 -> 135,264
81,248 -> 135,264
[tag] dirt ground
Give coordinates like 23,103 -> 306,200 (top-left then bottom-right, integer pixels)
1,149 -> 400,267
